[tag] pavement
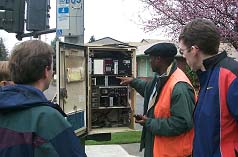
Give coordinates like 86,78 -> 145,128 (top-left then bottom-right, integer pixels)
84,93 -> 144,157
86,143 -> 144,157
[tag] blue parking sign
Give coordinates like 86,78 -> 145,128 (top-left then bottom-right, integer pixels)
56,29 -> 63,37
58,7 -> 69,14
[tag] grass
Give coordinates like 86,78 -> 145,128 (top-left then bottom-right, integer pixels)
85,131 -> 142,145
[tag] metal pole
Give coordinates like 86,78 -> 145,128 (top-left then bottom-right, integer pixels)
16,28 -> 56,40
64,0 -> 84,45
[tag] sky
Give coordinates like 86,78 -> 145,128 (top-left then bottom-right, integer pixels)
0,0 -> 169,52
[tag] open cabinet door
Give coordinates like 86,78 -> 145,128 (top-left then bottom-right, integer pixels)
56,41 -> 87,136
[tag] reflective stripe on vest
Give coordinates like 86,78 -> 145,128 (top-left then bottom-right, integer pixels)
153,68 -> 195,157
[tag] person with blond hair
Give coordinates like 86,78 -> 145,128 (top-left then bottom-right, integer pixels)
0,61 -> 13,86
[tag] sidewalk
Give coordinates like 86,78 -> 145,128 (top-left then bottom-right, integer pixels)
86,143 -> 144,157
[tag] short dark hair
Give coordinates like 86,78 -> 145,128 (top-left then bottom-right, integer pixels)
179,18 -> 220,55
9,40 -> 54,84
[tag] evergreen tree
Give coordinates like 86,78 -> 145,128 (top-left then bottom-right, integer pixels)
51,36 -> 61,51
0,37 -> 8,61
89,35 -> 96,43
51,36 -> 61,73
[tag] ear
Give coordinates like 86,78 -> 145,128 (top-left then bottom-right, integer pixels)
191,45 -> 199,50
0,81 -> 4,86
157,56 -> 162,64
44,66 -> 50,79
191,45 -> 199,56
0,81 -> 8,86
155,56 -> 161,62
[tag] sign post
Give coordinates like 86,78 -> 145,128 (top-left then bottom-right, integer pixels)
56,0 -> 84,45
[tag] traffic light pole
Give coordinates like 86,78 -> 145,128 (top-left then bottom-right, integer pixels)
16,28 -> 56,40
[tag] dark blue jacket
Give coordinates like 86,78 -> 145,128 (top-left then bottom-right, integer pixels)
193,52 -> 238,157
0,84 -> 87,157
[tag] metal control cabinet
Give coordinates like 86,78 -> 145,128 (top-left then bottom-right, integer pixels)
56,41 -> 136,137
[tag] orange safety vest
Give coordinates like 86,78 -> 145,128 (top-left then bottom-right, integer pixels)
153,68 -> 195,157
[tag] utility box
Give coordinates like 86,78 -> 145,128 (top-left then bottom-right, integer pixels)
56,41 -> 136,137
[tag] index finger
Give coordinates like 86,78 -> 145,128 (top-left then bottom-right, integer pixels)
116,77 -> 124,80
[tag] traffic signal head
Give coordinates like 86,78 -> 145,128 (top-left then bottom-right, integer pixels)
0,0 -> 25,34
26,0 -> 50,31
0,0 -> 15,10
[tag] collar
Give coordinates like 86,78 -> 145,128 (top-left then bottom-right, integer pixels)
158,60 -> 177,78
203,51 -> 227,70
156,60 -> 177,89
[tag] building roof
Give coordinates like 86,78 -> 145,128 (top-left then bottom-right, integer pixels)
219,43 -> 238,60
134,40 -> 238,60
86,37 -> 127,46
86,37 -> 238,60
131,39 -> 182,57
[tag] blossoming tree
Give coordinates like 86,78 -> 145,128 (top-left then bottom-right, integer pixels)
141,0 -> 238,49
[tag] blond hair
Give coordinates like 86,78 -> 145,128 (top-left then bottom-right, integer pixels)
0,61 -> 10,81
